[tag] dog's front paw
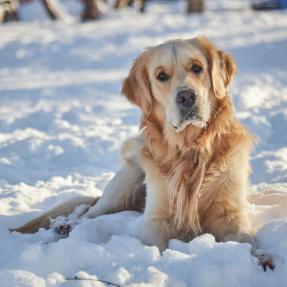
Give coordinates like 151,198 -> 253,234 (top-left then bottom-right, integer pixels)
54,223 -> 73,238
137,217 -> 169,252
50,216 -> 74,239
254,249 -> 275,271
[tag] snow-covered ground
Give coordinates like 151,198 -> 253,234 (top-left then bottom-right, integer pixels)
0,0 -> 287,286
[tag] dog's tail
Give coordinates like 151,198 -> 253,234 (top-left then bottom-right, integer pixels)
11,196 -> 99,234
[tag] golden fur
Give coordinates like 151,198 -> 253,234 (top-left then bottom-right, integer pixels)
121,36 -> 254,247
14,36 -> 255,251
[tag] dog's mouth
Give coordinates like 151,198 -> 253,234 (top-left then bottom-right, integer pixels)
171,112 -> 206,132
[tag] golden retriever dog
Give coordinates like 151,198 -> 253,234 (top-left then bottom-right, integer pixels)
14,36 -> 256,254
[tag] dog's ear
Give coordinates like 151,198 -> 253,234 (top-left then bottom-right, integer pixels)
218,50 -> 237,88
196,36 -> 236,99
122,52 -> 153,114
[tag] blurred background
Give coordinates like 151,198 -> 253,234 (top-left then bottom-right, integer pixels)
1,0 -> 287,23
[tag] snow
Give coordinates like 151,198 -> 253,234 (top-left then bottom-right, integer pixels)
0,0 -> 287,286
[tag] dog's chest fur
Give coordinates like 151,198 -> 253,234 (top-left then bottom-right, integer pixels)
141,108 -> 252,238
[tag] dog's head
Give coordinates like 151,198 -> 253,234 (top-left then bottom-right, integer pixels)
122,37 -> 236,132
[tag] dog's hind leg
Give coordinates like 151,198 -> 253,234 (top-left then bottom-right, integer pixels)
51,164 -> 145,238
12,196 -> 99,234
12,163 -> 145,235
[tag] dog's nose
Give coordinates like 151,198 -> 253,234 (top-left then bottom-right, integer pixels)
176,89 -> 197,109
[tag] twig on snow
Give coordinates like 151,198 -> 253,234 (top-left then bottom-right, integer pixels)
65,276 -> 121,287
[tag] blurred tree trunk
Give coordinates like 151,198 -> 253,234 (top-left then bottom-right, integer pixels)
0,0 -> 19,23
139,0 -> 145,13
187,0 -> 205,13
113,0 -> 145,12
113,0 -> 128,9
41,0 -> 64,20
81,0 -> 101,21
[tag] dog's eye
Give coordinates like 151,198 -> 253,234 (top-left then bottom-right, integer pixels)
156,71 -> 169,82
191,64 -> 202,74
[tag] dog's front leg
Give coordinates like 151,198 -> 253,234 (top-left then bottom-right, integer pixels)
136,156 -> 173,252
84,164 -> 145,218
